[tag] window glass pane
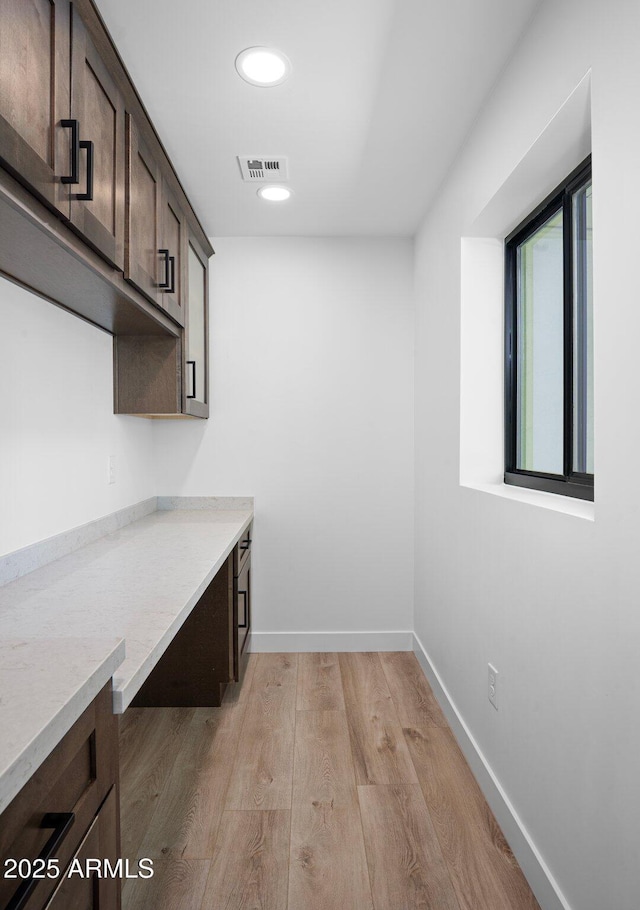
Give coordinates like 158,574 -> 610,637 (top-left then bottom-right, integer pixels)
516,209 -> 564,475
572,181 -> 594,474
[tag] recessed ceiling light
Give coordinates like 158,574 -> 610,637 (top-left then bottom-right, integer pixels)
257,185 -> 292,202
235,47 -> 291,87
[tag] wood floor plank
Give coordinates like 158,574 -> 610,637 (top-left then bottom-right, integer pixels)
296,652 -> 346,711
379,651 -> 448,727
120,654 -> 539,910
359,784 -> 461,910
135,699 -> 248,860
288,710 -> 373,910
404,725 -> 540,910
224,653 -> 298,810
119,707 -> 195,861
122,858 -> 209,910
339,652 -> 418,785
118,706 -> 162,782
201,810 -> 290,910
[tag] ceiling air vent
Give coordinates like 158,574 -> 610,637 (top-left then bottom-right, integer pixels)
237,156 -> 289,182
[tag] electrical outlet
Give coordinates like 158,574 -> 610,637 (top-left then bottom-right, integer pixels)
107,455 -> 116,485
488,663 -> 498,710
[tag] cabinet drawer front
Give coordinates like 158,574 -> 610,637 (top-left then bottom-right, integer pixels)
0,685 -> 118,910
233,524 -> 252,576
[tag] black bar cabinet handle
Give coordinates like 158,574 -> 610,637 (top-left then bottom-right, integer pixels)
168,255 -> 176,294
238,590 -> 248,628
6,812 -> 75,910
158,249 -> 170,289
76,139 -> 93,201
186,360 -> 196,399
60,119 -> 80,184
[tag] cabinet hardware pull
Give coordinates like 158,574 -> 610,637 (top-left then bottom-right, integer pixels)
61,119 -> 80,185
5,812 -> 75,910
240,541 -> 251,551
158,250 -> 178,292
238,590 -> 248,628
186,360 -> 196,399
158,249 -> 170,289
60,124 -> 93,200
77,139 -> 94,201
159,252 -> 176,293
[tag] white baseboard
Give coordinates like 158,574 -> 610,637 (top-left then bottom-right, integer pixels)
412,632 -> 571,910
250,630 -> 413,653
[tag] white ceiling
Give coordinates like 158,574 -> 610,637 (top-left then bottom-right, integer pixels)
96,0 -> 540,237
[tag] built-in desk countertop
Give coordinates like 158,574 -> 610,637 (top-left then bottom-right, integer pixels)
0,497 -> 253,815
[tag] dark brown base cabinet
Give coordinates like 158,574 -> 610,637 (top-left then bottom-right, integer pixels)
0,684 -> 120,910
133,527 -> 253,708
0,0 -> 212,419
132,553 -> 235,708
234,525 -> 252,684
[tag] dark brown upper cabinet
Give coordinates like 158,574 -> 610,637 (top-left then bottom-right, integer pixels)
0,0 -> 212,417
125,113 -> 161,306
68,4 -> 125,270
159,181 -> 187,327
184,233 -> 209,418
125,115 -> 187,327
0,0 -> 71,214
0,1 -> 125,270
113,229 -> 210,418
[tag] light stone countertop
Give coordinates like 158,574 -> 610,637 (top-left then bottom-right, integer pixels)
0,508 -> 253,717
0,636 -> 125,815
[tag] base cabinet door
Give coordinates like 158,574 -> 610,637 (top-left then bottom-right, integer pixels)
234,553 -> 251,682
69,5 -> 125,270
0,685 -> 120,910
233,524 -> 252,683
0,0 -> 71,214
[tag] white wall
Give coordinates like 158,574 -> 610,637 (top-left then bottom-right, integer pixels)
154,237 -> 415,644
0,277 -> 156,556
414,1 -> 640,908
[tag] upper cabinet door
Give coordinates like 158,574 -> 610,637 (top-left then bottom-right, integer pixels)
69,5 -> 125,270
0,0 -> 70,215
158,182 -> 187,327
125,114 -> 161,306
184,235 -> 209,418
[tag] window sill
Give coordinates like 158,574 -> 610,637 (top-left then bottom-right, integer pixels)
460,479 -> 595,521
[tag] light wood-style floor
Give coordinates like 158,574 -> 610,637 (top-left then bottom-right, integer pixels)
119,652 -> 541,910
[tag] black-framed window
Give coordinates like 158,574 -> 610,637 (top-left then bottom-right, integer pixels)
505,156 -> 593,501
